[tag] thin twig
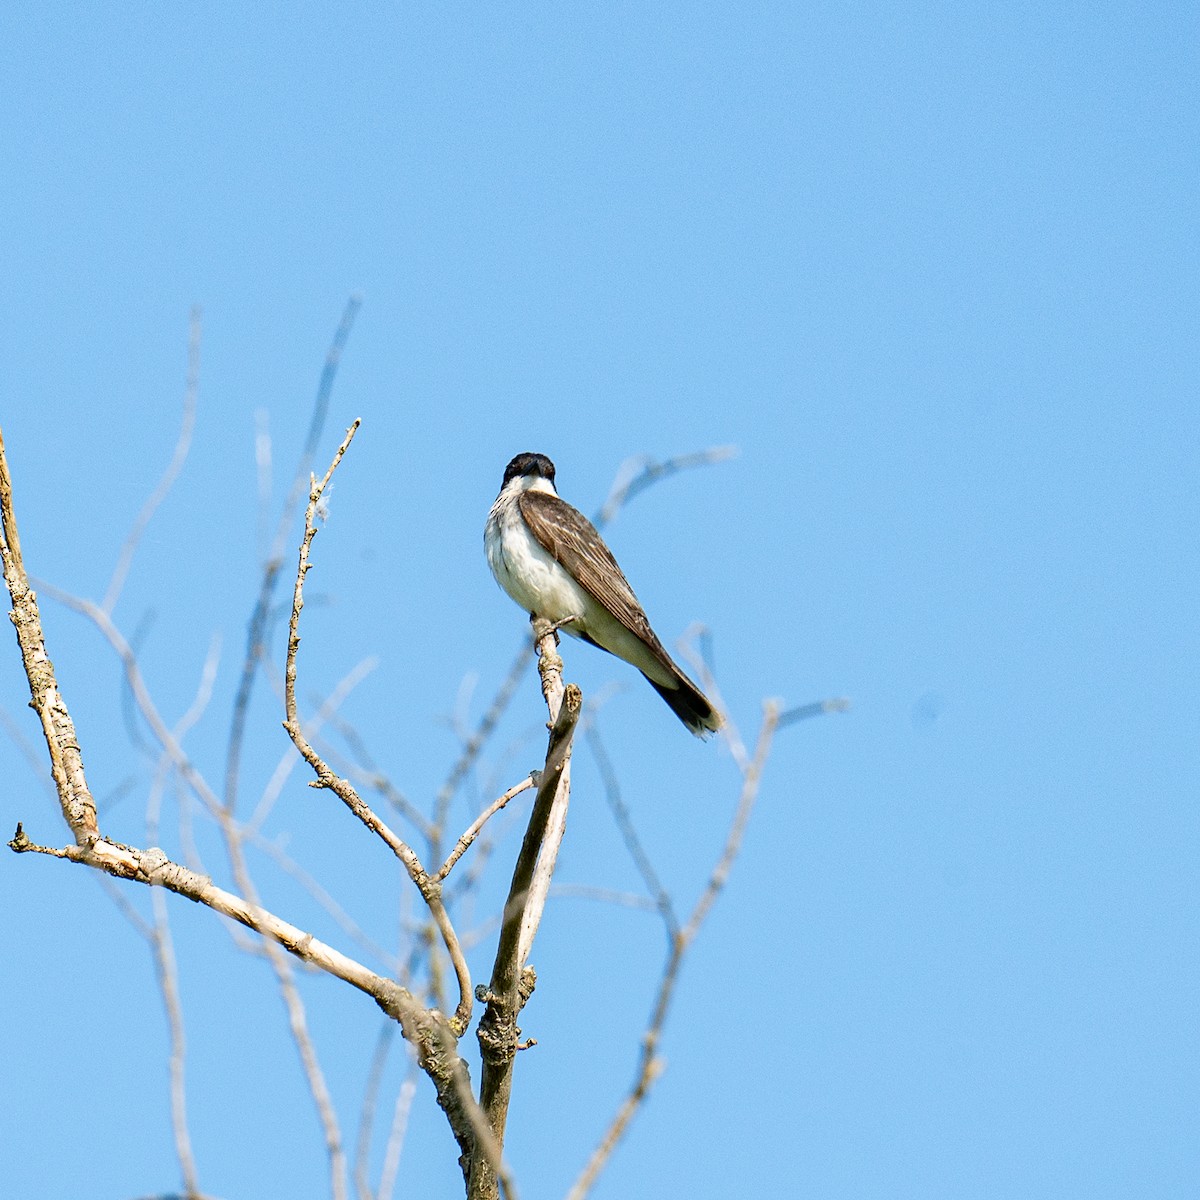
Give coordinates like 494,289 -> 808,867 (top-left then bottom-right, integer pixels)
436,775 -> 535,882
146,634 -> 222,835
282,421 -> 474,1036
33,580 -> 228,825
432,642 -> 532,847
96,874 -> 154,938
376,1065 -> 419,1200
685,704 -> 780,938
778,696 -> 851,728
103,307 -> 202,614
224,295 -> 363,815
678,626 -> 750,770
566,703 -> 780,1200
547,884 -> 658,912
255,408 -> 273,563
595,446 -> 737,528
0,705 -> 63,804
247,654 -> 380,833
145,631 -> 221,1199
150,887 -> 200,1197
318,718 -> 435,843
584,724 -> 678,936
441,721 -> 548,915
245,829 -> 401,972
354,1023 -> 396,1200
118,609 -> 160,756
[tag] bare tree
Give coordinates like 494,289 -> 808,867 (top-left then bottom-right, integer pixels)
1,306 -> 839,1200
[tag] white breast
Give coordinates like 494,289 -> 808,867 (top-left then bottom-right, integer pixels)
485,488 -> 593,625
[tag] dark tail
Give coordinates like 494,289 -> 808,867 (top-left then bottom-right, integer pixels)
645,671 -> 723,739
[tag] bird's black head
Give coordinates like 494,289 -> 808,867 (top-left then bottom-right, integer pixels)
501,452 -> 557,487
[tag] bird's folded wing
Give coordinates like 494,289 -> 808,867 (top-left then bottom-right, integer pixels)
517,490 -> 660,648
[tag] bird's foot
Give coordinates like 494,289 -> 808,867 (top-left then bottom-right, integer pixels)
530,613 -> 579,648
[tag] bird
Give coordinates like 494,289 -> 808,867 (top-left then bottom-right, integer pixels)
485,451 -> 723,737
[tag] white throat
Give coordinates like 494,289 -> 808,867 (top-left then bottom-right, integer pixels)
500,473 -> 557,500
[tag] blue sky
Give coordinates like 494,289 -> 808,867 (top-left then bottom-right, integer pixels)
1,3 -> 1197,1198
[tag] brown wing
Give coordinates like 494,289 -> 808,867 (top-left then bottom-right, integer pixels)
517,490 -> 665,653
518,489 -> 724,737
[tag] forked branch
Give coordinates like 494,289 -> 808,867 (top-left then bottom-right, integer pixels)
0,420 -> 487,1183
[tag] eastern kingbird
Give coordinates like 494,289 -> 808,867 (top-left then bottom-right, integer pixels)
485,452 -> 723,737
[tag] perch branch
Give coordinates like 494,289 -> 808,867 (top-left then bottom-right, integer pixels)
516,616 -> 576,965
471,631 -> 582,1200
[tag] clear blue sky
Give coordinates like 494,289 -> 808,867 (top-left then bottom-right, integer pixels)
2,3 -> 1196,1198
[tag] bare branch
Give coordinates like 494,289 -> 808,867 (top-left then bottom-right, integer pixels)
282,421 -> 474,1035
0,425 -> 99,843
246,829 -> 402,972
7,817 -> 483,1172
516,618 -> 577,966
472,632 -> 582,1200
376,1064 -> 419,1200
144,631 -> 221,1199
248,654 -> 379,833
8,824 -> 414,1006
567,703 -> 780,1200
225,295 -> 363,814
684,703 -> 779,938
103,307 -> 202,615
1,417 -> 491,1183
547,884 -> 658,913
150,887 -> 200,1197
354,1023 -> 396,1200
594,445 -> 737,528
224,556 -> 285,811
432,642 -> 532,843
778,696 -> 851,728
436,775 -> 535,882
33,579 -> 228,825
584,724 -> 678,936
272,931 -> 348,1200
